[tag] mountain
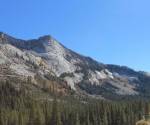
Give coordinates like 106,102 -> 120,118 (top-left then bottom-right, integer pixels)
0,32 -> 150,100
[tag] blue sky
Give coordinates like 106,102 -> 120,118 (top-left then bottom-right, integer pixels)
0,0 -> 150,71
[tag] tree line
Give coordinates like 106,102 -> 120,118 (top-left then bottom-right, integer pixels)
0,80 -> 149,125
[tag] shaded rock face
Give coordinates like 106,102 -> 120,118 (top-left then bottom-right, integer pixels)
0,32 -> 4,38
0,32 -> 6,44
0,32 -> 150,99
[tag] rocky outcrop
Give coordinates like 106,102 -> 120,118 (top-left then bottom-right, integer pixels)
0,32 -> 150,99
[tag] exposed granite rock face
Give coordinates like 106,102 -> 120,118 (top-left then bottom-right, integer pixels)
0,32 -> 150,99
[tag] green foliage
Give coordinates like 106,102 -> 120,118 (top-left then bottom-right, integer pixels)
60,72 -> 74,78
0,80 -> 149,125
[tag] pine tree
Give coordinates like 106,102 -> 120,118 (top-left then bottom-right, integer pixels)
86,112 -> 90,125
18,112 -> 25,125
50,97 -> 62,125
103,111 -> 108,125
75,113 -> 80,125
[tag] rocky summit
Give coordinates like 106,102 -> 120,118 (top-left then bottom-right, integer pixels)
0,32 -> 150,100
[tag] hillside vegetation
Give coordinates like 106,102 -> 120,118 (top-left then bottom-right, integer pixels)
0,80 -> 149,125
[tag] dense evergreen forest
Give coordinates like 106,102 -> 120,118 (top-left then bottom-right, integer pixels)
0,81 -> 149,125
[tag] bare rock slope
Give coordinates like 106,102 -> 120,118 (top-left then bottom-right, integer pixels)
0,32 -> 150,99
